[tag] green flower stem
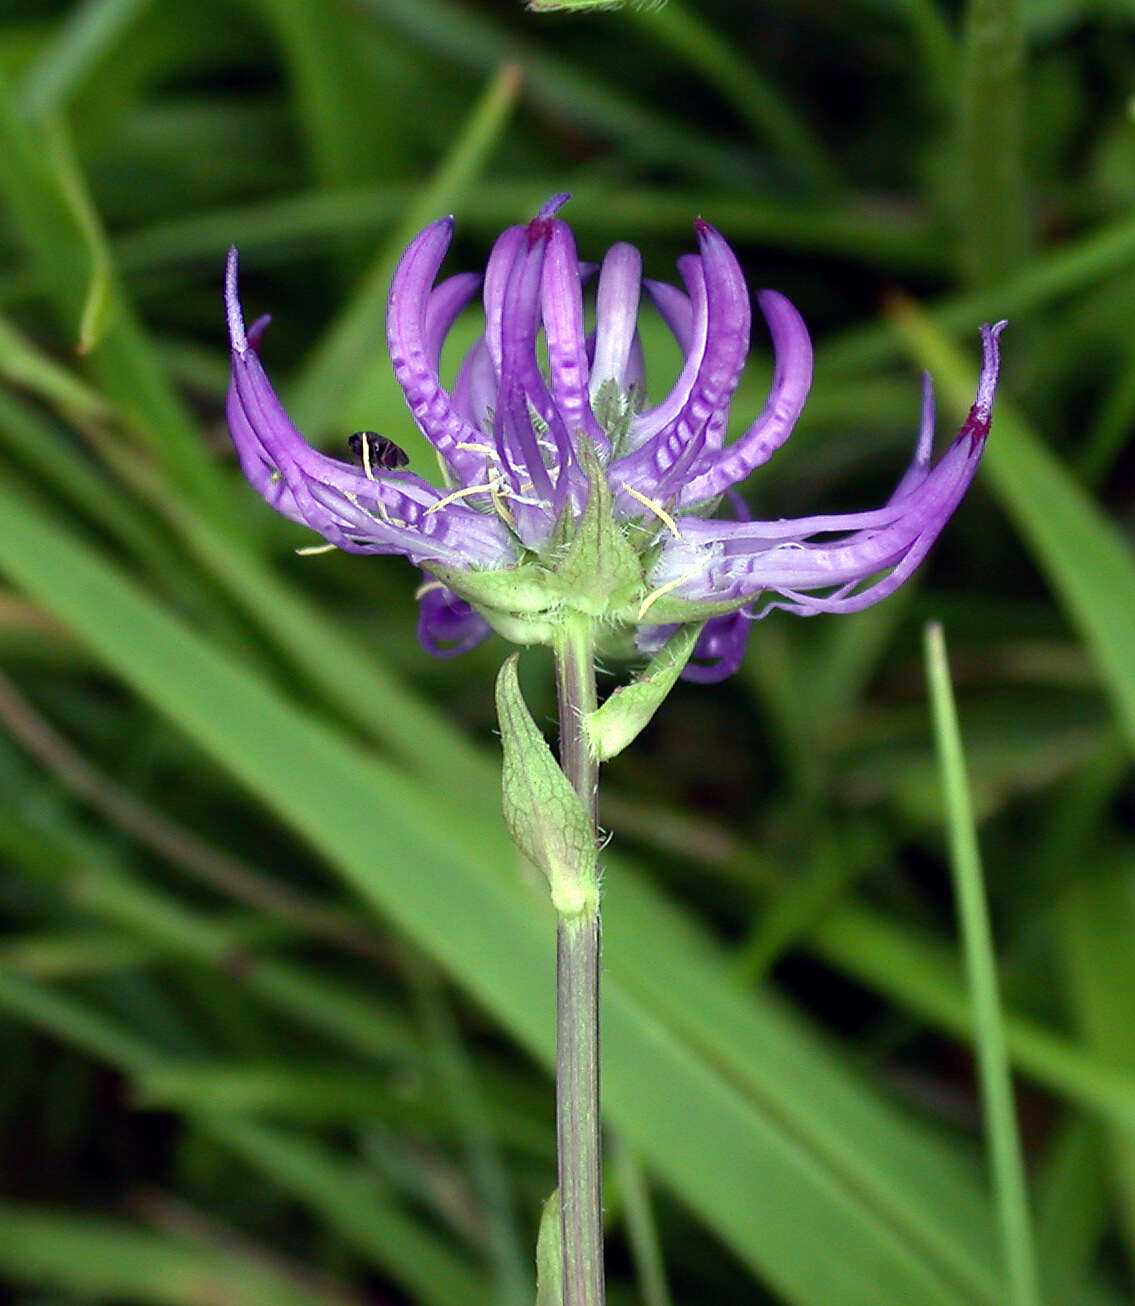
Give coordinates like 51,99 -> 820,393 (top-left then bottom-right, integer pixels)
553,614 -> 605,1306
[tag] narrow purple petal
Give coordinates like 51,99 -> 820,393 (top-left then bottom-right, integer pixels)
652,324 -> 1004,611
483,224 -> 527,380
417,583 -> 493,657
682,609 -> 752,682
452,335 -> 497,434
590,242 -> 643,401
423,271 -> 482,368
643,277 -> 694,354
386,219 -> 486,481
680,289 -> 812,505
626,255 -> 707,447
492,214 -> 585,519
542,219 -> 609,456
613,222 -> 750,496
888,373 -> 936,503
226,248 -> 510,567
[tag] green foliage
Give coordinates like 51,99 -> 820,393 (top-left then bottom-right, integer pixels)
0,2 -> 1132,1304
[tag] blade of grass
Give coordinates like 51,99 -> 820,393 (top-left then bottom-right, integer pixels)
255,0 -> 388,191
0,970 -> 489,1306
18,0 -> 154,119
199,1116 -> 491,1306
0,1201 -> 359,1306
355,0 -> 756,186
1059,870 -> 1135,1267
0,478 -> 1012,1306
0,70 -> 243,527
958,0 -> 1027,283
628,1 -> 839,192
824,212 -> 1135,376
611,1136 -> 672,1306
115,182 -> 942,281
406,963 -> 532,1306
807,900 -> 1135,1130
924,621 -> 1040,1306
287,61 -> 523,436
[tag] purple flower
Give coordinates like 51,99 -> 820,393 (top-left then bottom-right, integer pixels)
225,195 -> 1004,682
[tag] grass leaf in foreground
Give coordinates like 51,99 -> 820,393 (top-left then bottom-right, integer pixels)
925,622 -> 1041,1306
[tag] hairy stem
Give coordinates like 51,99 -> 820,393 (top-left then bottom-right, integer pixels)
553,615 -> 604,1306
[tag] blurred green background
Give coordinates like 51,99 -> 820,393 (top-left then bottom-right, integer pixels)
0,1 -> 1134,1303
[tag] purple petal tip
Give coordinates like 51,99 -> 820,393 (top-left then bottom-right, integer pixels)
224,247 -> 247,353
966,320 -> 1008,444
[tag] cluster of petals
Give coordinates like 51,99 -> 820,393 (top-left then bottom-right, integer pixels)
225,196 -> 1004,681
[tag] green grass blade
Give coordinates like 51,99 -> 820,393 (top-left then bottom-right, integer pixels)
629,1 -> 839,192
200,1116 -> 491,1306
0,71 -> 242,526
254,0 -> 390,190
959,0 -> 1027,282
824,212 -> 1135,376
115,184 -> 941,280
0,1201 -> 357,1306
1059,871 -> 1135,1265
18,0 -> 153,119
287,61 -> 523,436
808,900 -> 1135,1129
0,474 -> 1013,1306
925,621 -> 1041,1306
356,0 -> 754,186
0,970 -> 490,1306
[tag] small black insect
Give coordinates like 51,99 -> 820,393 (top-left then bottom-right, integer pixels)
347,430 -> 409,471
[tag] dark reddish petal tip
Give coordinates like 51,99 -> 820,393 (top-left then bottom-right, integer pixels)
528,193 -> 572,247
965,319 -> 1008,447
246,314 -> 272,352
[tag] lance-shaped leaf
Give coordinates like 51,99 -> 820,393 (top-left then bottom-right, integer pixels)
495,655 -> 599,917
585,621 -> 703,761
534,1190 -> 564,1306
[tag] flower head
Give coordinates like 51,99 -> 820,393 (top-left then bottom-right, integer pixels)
226,196 -> 1004,682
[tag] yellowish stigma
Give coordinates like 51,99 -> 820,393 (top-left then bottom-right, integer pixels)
638,559 -> 707,620
426,482 -> 496,514
296,543 -> 337,556
625,486 -> 682,539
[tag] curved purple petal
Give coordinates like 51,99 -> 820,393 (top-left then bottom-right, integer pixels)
590,242 -> 643,402
680,289 -> 812,505
681,609 -> 753,682
652,322 -> 1005,611
417,582 -> 493,657
423,272 -> 482,369
386,220 -> 486,482
613,222 -> 750,497
226,249 -> 511,568
542,219 -> 609,456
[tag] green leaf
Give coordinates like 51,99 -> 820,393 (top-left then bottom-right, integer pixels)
495,654 -> 599,916
0,1200 -> 350,1306
585,621 -> 701,761
534,1189 -> 563,1306
0,480 -> 1053,1306
925,622 -> 1041,1306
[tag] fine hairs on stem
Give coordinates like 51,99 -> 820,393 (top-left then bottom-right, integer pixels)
553,615 -> 605,1306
